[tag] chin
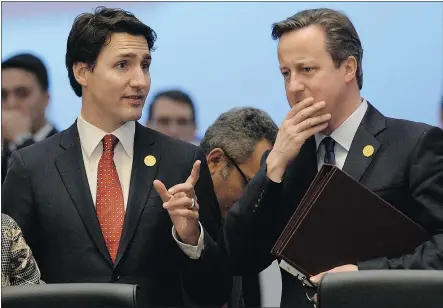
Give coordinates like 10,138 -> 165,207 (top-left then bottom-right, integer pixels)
124,109 -> 143,122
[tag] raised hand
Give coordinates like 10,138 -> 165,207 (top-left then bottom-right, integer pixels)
153,160 -> 201,245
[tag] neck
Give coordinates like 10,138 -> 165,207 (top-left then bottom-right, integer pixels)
32,118 -> 49,135
322,90 -> 362,135
81,102 -> 124,133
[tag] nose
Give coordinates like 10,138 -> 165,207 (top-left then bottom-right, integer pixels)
167,123 -> 181,137
287,75 -> 305,95
129,68 -> 150,91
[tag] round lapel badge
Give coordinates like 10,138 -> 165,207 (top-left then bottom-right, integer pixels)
362,145 -> 374,157
144,155 -> 156,167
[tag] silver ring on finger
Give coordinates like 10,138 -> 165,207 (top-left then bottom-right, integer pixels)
190,198 -> 195,208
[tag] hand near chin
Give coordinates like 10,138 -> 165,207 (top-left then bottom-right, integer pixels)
266,97 -> 331,182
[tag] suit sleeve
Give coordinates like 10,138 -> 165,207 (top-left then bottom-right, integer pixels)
358,126 -> 443,270
180,147 -> 232,306
1,150 -> 36,250
221,150 -> 285,275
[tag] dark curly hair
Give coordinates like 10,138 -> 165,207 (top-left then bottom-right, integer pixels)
65,6 -> 157,97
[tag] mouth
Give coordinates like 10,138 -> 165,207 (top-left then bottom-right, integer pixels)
123,95 -> 144,105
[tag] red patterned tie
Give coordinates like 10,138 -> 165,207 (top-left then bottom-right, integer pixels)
96,134 -> 125,262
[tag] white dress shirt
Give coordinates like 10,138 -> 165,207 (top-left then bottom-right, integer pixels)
77,114 -> 134,209
76,114 -> 203,258
315,99 -> 368,170
33,122 -> 55,142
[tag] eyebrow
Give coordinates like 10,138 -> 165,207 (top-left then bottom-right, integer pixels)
117,52 -> 151,61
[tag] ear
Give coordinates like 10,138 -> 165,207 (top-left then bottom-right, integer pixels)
206,148 -> 227,175
343,56 -> 357,85
73,62 -> 90,89
42,90 -> 50,108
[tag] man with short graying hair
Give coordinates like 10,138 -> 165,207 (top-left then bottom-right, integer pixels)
220,8 -> 443,308
200,107 -> 278,307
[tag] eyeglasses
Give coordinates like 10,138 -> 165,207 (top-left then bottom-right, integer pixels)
219,148 -> 250,185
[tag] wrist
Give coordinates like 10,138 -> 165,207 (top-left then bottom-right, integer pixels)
177,223 -> 200,246
181,232 -> 200,246
266,150 -> 289,183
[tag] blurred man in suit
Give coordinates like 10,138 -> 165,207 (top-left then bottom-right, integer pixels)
1,53 -> 58,183
200,107 -> 278,307
215,8 -> 443,308
146,89 -> 199,144
2,7 -> 230,307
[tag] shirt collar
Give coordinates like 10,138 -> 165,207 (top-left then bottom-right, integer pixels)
315,99 -> 368,151
33,122 -> 54,142
76,114 -> 135,158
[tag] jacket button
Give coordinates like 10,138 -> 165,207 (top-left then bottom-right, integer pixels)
113,274 -> 121,281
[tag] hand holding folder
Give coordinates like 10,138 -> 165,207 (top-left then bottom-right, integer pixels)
271,164 -> 429,283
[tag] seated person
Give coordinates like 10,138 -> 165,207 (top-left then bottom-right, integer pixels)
1,213 -> 43,286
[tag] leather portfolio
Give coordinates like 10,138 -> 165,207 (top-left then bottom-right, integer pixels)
271,164 -> 429,281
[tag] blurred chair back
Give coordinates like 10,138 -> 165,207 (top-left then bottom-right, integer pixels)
1,283 -> 139,308
317,270 -> 443,308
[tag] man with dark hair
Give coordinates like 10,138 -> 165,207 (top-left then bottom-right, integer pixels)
215,8 -> 443,308
2,6 -> 230,307
146,89 -> 198,144
1,53 -> 58,183
200,107 -> 278,308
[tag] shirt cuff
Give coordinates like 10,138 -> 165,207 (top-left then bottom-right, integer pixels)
172,222 -> 205,259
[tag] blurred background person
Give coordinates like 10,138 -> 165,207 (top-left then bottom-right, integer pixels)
200,107 -> 278,308
1,53 -> 58,183
1,213 -> 43,286
146,89 -> 199,144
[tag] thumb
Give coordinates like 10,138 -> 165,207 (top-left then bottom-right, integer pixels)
153,179 -> 172,203
309,272 -> 325,285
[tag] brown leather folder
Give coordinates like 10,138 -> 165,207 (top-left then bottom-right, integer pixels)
271,164 -> 429,278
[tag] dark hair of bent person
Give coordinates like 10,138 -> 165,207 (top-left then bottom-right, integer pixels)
65,6 -> 157,97
200,107 -> 278,165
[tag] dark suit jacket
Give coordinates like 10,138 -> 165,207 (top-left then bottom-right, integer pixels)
1,126 -> 58,184
2,122 -> 231,307
221,103 -> 443,308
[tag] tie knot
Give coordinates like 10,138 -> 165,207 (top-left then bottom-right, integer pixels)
321,136 -> 336,153
102,134 -> 119,152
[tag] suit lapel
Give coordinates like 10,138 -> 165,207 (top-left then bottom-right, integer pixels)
54,122 -> 113,267
343,103 -> 386,182
114,123 -> 162,267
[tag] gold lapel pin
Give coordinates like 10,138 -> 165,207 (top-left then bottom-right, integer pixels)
144,155 -> 156,167
362,145 -> 374,157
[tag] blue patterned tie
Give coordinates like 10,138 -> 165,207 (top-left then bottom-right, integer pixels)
322,136 -> 336,165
